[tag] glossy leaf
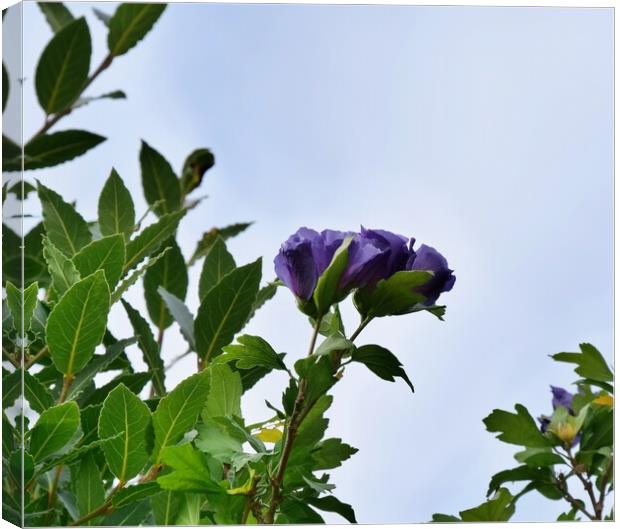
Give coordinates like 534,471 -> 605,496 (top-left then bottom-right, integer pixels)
351,344 -> 414,392
98,169 -> 136,240
5,281 -> 38,335
139,141 -> 181,216
144,238 -> 187,330
152,370 -> 210,464
198,237 -> 235,301
29,401 -> 80,462
46,271 -> 110,375
194,259 -> 262,362
99,383 -> 152,482
38,181 -> 91,257
72,234 -> 125,290
35,17 -> 91,113
19,130 -> 105,171
38,2 -> 74,32
108,3 -> 166,56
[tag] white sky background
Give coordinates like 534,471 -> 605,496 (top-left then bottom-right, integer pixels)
4,1 -> 614,523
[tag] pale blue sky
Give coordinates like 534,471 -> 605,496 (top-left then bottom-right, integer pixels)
7,1 -> 614,523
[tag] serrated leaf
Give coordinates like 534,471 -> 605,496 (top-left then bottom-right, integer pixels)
108,3 -> 166,56
188,222 -> 253,265
124,209 -> 186,273
98,169 -> 135,240
67,338 -> 137,400
121,299 -> 165,396
552,343 -> 613,383
72,234 -> 125,290
38,181 -> 91,257
74,453 -> 105,525
203,364 -> 242,419
35,17 -> 91,113
198,237 -> 235,301
217,335 -> 285,371
5,281 -> 38,335
29,401 -> 80,462
351,344 -> 414,392
144,238 -> 187,330
139,141 -> 181,217
42,236 -> 80,296
38,2 -> 74,32
152,370 -> 210,464
194,259 -> 262,362
99,383 -> 152,482
111,246 -> 171,304
46,271 -> 110,375
157,287 -> 195,350
483,404 -> 551,448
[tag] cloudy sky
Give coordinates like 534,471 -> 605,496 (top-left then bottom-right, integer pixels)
6,1 -> 613,522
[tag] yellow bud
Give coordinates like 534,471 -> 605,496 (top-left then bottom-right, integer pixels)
255,427 -> 283,443
552,422 -> 577,444
593,395 -> 614,407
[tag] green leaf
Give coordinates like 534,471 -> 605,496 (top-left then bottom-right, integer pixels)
107,3 -> 166,56
354,270 -> 433,318
3,369 -> 54,413
432,514 -> 462,522
72,234 -> 125,290
139,141 -> 181,216
313,238 -> 351,315
314,334 -> 354,358
2,62 -> 8,111
102,500 -> 150,526
152,370 -> 210,464
29,401 -> 80,462
203,364 -> 242,419
5,281 -> 38,335
98,168 -> 135,240
552,343 -> 613,383
93,8 -> 111,27
80,372 -> 151,408
99,383 -> 152,482
311,438 -> 358,470
151,491 -> 181,525
38,181 -> 91,257
306,495 -> 357,523
46,270 -> 110,376
124,209 -> 186,273
112,482 -> 160,508
42,236 -> 80,296
20,130 -> 105,170
198,237 -> 235,301
217,335 -> 286,372
74,453 -> 105,525
189,222 -> 253,265
459,488 -> 515,522
72,90 -> 126,109
157,444 -> 223,494
351,344 -> 414,392
157,287 -> 195,350
514,447 -> 564,468
7,180 -> 36,201
487,465 -> 553,497
294,355 -> 339,405
180,148 -> 214,195
67,338 -> 137,401
9,449 -> 35,486
121,299 -> 165,396
38,2 -> 74,32
195,418 -> 244,463
35,17 -> 91,113
112,246 -> 171,304
483,404 -> 551,448
144,238 -> 188,330
194,258 -> 262,362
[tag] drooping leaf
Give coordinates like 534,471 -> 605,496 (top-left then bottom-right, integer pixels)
107,3 -> 166,56
552,343 -> 613,383
38,181 -> 91,257
198,237 -> 235,301
351,344 -> 414,392
188,222 -> 253,265
42,236 -> 80,296
217,335 -> 286,372
203,364 -> 242,419
459,488 -> 515,522
157,287 -> 195,350
194,259 -> 262,362
5,281 -> 38,335
35,17 -> 91,113
157,444 -> 223,494
306,495 -> 357,523
152,370 -> 210,464
98,168 -> 135,240
144,238 -> 187,330
29,401 -> 80,462
38,2 -> 74,32
121,299 -> 165,396
99,383 -> 152,482
124,209 -> 185,273
73,453 -> 105,525
139,141 -> 181,217
72,234 -> 125,290
483,404 -> 552,448
46,271 -> 110,376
